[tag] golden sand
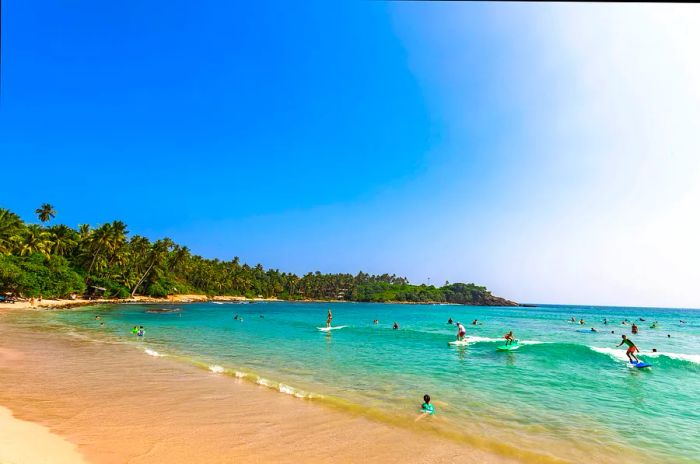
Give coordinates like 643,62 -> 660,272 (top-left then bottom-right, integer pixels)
0,314 -> 516,464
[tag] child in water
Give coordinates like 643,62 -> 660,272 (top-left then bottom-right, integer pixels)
137,326 -> 145,337
416,394 -> 435,421
131,326 -> 138,335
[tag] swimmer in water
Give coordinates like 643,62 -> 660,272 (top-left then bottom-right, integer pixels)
603,318 -> 608,325
447,318 -> 453,324
373,319 -> 379,324
393,322 -> 399,330
579,319 -> 585,325
415,394 -> 435,422
631,323 -> 638,334
472,319 -> 478,325
590,327 -> 597,332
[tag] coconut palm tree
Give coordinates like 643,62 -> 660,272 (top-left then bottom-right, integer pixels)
0,208 -> 24,254
130,238 -> 174,297
48,224 -> 77,256
19,225 -> 52,257
35,203 -> 57,223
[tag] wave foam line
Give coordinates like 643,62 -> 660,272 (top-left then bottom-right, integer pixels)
144,348 -> 164,357
209,364 -> 225,373
589,346 -> 629,362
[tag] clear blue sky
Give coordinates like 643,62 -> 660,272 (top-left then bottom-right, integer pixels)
3,2 -> 700,307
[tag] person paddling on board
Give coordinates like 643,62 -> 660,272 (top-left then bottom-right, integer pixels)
456,322 -> 466,341
617,335 -> 640,363
504,330 -> 515,346
326,309 -> 332,328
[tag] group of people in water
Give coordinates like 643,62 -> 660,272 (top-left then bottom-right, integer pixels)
130,325 -> 145,337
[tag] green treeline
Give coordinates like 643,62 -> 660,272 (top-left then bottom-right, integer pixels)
0,205 -> 514,305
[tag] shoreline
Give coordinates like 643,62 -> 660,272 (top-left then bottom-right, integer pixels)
0,312 -> 517,464
1,294 -> 513,312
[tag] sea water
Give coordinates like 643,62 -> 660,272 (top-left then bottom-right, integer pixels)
23,302 -> 700,463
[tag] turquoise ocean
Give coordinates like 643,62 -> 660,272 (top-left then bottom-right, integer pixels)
21,302 -> 700,463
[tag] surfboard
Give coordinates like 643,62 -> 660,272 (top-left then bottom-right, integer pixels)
631,360 -> 652,369
317,325 -> 347,332
497,341 -> 520,351
576,329 -> 597,333
448,339 -> 471,346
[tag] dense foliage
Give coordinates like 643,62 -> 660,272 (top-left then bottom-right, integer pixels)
0,206 -> 515,305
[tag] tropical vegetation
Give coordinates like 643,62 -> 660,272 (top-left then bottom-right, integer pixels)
0,205 -> 515,305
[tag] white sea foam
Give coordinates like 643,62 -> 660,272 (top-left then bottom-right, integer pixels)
520,340 -> 550,345
144,348 -> 164,357
256,378 -> 274,387
234,371 -> 246,378
589,346 -> 629,362
209,365 -> 225,373
463,336 -> 501,343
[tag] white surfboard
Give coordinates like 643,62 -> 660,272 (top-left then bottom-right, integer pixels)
317,325 -> 348,332
448,339 -> 471,346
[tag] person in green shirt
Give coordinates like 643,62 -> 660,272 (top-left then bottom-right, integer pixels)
617,335 -> 640,363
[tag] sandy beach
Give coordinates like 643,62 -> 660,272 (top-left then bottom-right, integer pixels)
0,309 -> 519,464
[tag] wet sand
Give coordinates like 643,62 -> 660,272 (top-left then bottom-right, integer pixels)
0,314 -> 519,464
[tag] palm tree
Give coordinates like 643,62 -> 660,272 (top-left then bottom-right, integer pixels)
19,225 -> 52,257
49,224 -> 77,256
0,208 -> 24,254
35,203 -> 57,223
130,238 -> 174,297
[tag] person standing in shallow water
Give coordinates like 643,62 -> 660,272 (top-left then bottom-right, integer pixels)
326,308 -> 332,328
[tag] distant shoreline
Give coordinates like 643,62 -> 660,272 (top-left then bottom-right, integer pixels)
1,294 -> 519,311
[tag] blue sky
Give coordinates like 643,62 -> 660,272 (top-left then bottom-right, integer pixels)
2,2 -> 700,307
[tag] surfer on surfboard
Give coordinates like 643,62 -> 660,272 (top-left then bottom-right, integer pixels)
504,330 -> 515,346
456,322 -> 466,341
617,335 -> 640,363
326,309 -> 332,328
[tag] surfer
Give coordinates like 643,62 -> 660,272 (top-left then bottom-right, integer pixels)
504,330 -> 515,346
393,322 -> 399,330
616,335 -> 639,363
590,327 -> 597,333
456,321 -> 466,341
326,309 -> 333,328
415,394 -> 435,422
631,323 -> 638,334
